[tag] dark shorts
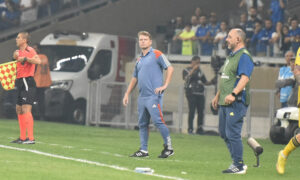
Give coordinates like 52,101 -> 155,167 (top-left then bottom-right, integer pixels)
15,77 -> 36,106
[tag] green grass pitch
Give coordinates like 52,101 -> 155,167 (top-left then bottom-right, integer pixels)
0,119 -> 299,180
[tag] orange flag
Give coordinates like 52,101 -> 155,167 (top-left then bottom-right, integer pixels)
0,61 -> 17,90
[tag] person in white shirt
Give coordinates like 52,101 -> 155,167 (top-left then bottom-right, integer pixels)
214,21 -> 228,57
271,21 -> 283,57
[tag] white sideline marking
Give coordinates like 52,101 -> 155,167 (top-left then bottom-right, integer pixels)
81,148 -> 92,151
0,145 -> 185,180
9,139 -> 183,163
113,153 -> 123,157
100,151 -> 125,158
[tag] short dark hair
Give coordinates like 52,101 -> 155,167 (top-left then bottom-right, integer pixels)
185,23 -> 192,27
19,32 -> 30,43
191,55 -> 200,61
264,18 -> 272,23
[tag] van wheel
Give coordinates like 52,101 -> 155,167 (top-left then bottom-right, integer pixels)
269,124 -> 286,144
72,101 -> 86,125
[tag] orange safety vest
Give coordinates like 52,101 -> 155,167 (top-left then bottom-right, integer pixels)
34,54 -> 52,88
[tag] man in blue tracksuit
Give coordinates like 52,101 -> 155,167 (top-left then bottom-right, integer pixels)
123,31 -> 174,158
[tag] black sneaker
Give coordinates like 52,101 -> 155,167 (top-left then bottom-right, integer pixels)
130,150 -> 149,157
158,144 -> 174,158
196,127 -> 205,135
188,129 -> 194,134
22,139 -> 35,144
10,138 -> 27,144
222,164 -> 247,174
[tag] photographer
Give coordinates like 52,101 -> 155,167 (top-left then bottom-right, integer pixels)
182,56 -> 213,134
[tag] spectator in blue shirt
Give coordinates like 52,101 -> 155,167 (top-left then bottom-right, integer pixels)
286,18 -> 300,54
208,12 -> 220,55
269,0 -> 286,25
251,19 -> 274,56
276,51 -> 295,107
0,0 -> 6,28
245,7 -> 261,54
196,15 -> 210,56
264,19 -> 275,56
264,19 -> 275,36
0,0 -> 20,30
251,21 -> 263,56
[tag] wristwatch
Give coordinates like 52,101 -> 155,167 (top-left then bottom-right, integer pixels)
231,92 -> 237,98
21,57 -> 27,65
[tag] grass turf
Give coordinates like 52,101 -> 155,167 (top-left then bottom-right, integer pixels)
0,118 -> 299,180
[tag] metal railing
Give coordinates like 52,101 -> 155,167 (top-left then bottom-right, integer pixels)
86,80 -> 280,138
86,80 -> 127,127
246,89 -> 277,138
165,42 -> 286,65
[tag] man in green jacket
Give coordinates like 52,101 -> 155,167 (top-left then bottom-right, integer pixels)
212,28 -> 254,174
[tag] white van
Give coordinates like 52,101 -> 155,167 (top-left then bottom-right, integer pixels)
39,31 -> 136,124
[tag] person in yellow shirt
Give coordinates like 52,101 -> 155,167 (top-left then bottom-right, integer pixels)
276,47 -> 300,174
178,24 -> 196,55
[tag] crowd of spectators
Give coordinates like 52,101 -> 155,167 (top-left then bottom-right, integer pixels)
166,0 -> 300,57
0,0 -> 93,31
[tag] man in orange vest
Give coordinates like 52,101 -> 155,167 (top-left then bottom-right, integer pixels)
33,44 -> 52,120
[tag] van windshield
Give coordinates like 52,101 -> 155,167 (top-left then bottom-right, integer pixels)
39,45 -> 94,72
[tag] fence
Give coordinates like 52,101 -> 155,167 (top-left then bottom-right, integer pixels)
165,41 -> 288,64
245,89 -> 278,138
86,81 -> 281,138
86,81 -> 127,127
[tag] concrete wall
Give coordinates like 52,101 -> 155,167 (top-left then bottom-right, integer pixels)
125,62 -> 281,112
125,61 -> 281,137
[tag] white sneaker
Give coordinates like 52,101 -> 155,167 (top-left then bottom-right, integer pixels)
22,139 -> 35,144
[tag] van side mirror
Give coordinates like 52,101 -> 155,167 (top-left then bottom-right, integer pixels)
88,50 -> 112,80
88,66 -> 101,80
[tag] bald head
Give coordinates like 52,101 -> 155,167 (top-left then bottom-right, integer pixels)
285,50 -> 295,65
226,28 -> 246,51
233,28 -> 246,43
